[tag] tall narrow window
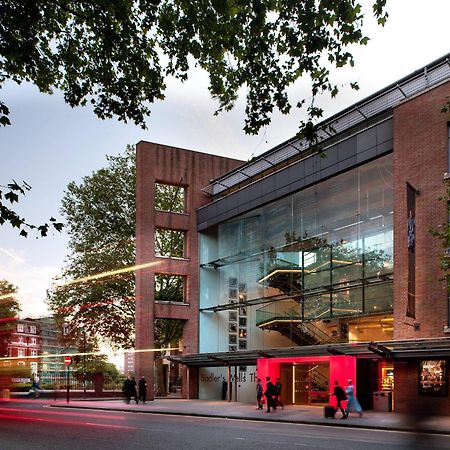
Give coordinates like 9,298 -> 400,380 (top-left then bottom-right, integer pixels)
155,183 -> 185,213
155,274 -> 186,303
155,228 -> 185,258
407,182 -> 417,318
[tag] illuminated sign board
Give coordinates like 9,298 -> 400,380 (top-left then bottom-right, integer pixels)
419,360 -> 448,396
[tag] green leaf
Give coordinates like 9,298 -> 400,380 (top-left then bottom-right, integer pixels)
53,222 -> 64,232
4,192 -> 19,203
0,0 -> 387,138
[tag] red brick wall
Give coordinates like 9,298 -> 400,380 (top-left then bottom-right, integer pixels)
135,141 -> 243,399
393,81 -> 450,415
394,361 -> 450,415
393,81 -> 450,340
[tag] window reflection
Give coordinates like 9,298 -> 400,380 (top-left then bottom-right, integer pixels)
202,154 -> 393,323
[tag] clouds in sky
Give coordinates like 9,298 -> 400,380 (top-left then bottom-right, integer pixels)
0,246 -> 59,317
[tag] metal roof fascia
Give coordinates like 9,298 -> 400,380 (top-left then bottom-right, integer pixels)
203,53 -> 450,196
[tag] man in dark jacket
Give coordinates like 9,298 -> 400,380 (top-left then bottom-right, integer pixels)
275,377 -> 284,409
138,376 -> 147,403
122,376 -> 133,404
264,376 -> 276,413
333,380 -> 347,419
130,376 -> 139,404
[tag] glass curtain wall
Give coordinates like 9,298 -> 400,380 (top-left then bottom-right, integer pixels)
201,154 -> 393,326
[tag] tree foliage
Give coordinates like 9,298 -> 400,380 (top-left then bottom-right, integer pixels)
0,180 -> 63,237
0,279 -> 21,357
442,96 -> 450,114
46,146 -> 184,350
72,332 -> 119,378
1,0 -> 387,138
47,146 -> 136,348
430,107 -> 450,285
1,1 -> 387,234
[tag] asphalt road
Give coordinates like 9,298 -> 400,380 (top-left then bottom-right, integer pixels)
0,401 -> 449,450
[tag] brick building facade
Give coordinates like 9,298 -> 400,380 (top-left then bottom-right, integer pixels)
135,142 -> 243,399
392,79 -> 450,414
136,54 -> 450,414
7,318 -> 41,377
1,317 -> 75,390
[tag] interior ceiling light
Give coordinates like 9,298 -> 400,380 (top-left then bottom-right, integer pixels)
258,269 -> 308,283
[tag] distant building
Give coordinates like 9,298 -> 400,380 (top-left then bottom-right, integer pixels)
7,318 -> 41,376
39,316 -> 69,387
124,351 -> 135,375
2,316 -> 75,388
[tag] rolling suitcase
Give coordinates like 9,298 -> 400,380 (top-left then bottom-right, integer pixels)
324,405 -> 336,418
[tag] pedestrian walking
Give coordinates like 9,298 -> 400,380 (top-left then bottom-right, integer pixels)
256,378 -> 263,410
31,373 -> 41,398
264,376 -> 276,413
333,380 -> 347,419
130,376 -> 139,404
122,376 -> 133,404
138,376 -> 147,404
345,379 -> 362,417
275,377 -> 284,409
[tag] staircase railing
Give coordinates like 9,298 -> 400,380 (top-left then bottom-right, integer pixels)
299,321 -> 339,344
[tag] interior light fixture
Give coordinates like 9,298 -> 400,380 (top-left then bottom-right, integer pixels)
258,269 -> 307,283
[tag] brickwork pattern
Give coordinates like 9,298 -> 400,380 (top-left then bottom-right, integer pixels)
393,81 -> 450,340
394,361 -> 450,415
135,141 -> 243,400
393,81 -> 450,416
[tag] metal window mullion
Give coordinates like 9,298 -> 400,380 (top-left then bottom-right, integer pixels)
301,251 -> 305,321
362,252 -> 366,314
329,246 -> 333,318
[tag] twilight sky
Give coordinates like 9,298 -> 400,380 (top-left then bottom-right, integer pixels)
1,0 -> 450,319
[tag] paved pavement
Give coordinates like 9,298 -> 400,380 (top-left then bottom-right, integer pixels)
47,398 -> 450,435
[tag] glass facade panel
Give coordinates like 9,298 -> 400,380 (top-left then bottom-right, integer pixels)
218,219 -> 242,260
263,196 -> 292,250
332,286 -> 363,318
201,154 -> 393,324
365,282 -> 393,314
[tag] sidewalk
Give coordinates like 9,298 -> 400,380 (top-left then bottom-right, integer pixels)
49,398 -> 450,435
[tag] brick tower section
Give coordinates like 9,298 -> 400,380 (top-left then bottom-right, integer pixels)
135,141 -> 243,400
393,81 -> 450,414
393,80 -> 450,340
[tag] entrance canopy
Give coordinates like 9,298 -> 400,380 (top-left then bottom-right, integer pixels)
168,337 -> 450,367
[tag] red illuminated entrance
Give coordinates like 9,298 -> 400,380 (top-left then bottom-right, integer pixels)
257,355 -> 356,406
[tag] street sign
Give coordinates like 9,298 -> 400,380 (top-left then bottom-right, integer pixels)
64,356 -> 72,366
